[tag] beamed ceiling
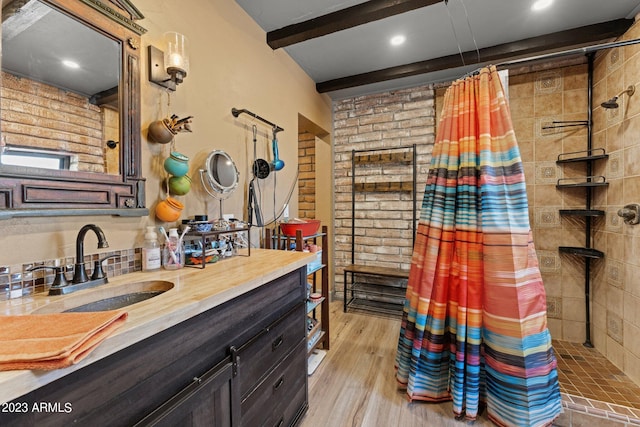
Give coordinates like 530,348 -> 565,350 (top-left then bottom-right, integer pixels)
236,0 -> 640,98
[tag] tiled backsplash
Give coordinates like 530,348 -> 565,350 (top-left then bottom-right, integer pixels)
0,248 -> 141,301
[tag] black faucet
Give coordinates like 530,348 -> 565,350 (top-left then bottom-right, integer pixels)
72,224 -> 109,284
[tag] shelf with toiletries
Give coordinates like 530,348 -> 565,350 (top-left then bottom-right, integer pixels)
265,223 -> 330,370
182,225 -> 251,269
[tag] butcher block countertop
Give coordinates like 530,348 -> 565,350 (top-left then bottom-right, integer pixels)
0,249 -> 314,403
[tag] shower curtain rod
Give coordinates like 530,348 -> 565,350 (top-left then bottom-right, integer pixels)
231,108 -> 284,134
460,37 -> 640,79
498,37 -> 640,68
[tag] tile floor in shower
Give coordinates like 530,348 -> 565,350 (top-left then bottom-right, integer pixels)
554,339 -> 640,418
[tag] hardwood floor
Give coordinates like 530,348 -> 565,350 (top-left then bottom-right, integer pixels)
300,301 -> 495,427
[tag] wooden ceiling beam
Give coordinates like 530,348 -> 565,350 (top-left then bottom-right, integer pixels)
267,0 -> 442,50
316,18 -> 633,93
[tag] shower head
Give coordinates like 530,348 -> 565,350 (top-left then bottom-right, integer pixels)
601,97 -> 619,109
601,85 -> 635,109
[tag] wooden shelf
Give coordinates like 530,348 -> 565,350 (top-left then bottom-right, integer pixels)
353,181 -> 413,192
353,151 -> 412,165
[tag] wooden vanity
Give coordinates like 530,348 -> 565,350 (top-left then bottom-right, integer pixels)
0,249 -> 313,426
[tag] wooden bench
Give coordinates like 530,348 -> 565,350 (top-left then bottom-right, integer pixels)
343,264 -> 410,313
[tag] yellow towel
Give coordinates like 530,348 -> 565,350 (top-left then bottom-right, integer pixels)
0,310 -> 127,371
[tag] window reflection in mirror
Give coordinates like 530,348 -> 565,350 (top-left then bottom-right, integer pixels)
1,0 -> 121,175
0,146 -> 78,170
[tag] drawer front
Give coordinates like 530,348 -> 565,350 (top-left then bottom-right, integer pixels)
238,303 -> 305,398
241,340 -> 307,427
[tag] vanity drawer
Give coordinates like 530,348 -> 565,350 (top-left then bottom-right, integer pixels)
241,339 -> 307,427
238,302 -> 305,398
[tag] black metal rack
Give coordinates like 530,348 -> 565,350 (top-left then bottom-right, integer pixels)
183,226 -> 251,269
554,53 -> 606,348
344,145 -> 416,314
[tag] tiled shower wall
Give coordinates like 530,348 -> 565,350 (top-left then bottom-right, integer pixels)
475,61 -> 640,386
507,64 -> 593,345
590,20 -> 640,386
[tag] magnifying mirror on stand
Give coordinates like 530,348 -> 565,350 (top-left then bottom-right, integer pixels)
200,150 -> 239,226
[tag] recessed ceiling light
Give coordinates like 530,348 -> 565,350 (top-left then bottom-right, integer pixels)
390,35 -> 406,46
62,59 -> 80,69
531,0 -> 553,11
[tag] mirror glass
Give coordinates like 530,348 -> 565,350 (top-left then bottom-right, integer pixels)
204,150 -> 239,195
1,0 -> 121,175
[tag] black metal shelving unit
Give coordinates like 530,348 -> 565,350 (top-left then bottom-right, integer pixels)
554,54 -> 606,348
343,145 -> 417,314
183,226 -> 251,269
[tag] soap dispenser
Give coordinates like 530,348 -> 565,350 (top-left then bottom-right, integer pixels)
142,226 -> 161,271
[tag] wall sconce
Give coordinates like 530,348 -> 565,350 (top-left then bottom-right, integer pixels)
148,32 -> 189,91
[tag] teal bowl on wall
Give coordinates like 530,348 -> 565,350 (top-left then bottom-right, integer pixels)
164,152 -> 189,177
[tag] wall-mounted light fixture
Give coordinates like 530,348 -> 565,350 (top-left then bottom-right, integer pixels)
148,32 -> 189,91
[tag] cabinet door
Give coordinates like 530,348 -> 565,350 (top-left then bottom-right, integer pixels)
135,356 -> 240,427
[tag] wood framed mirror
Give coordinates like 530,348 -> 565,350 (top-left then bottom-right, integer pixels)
0,0 -> 147,219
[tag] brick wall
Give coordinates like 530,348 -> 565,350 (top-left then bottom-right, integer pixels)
298,132 -> 316,219
333,85 -> 436,293
0,71 -> 105,173
103,107 -> 120,175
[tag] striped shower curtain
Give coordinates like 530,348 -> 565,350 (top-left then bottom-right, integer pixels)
395,66 -> 561,427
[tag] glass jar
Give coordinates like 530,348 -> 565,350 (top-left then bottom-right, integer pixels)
162,240 -> 184,270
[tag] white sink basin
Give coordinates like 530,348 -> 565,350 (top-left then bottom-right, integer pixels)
32,280 -> 174,314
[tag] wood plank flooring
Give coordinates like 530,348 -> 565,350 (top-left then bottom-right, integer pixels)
300,301 -> 495,427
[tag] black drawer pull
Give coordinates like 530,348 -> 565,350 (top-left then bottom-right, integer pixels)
275,417 -> 284,427
273,375 -> 285,391
272,335 -> 284,351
